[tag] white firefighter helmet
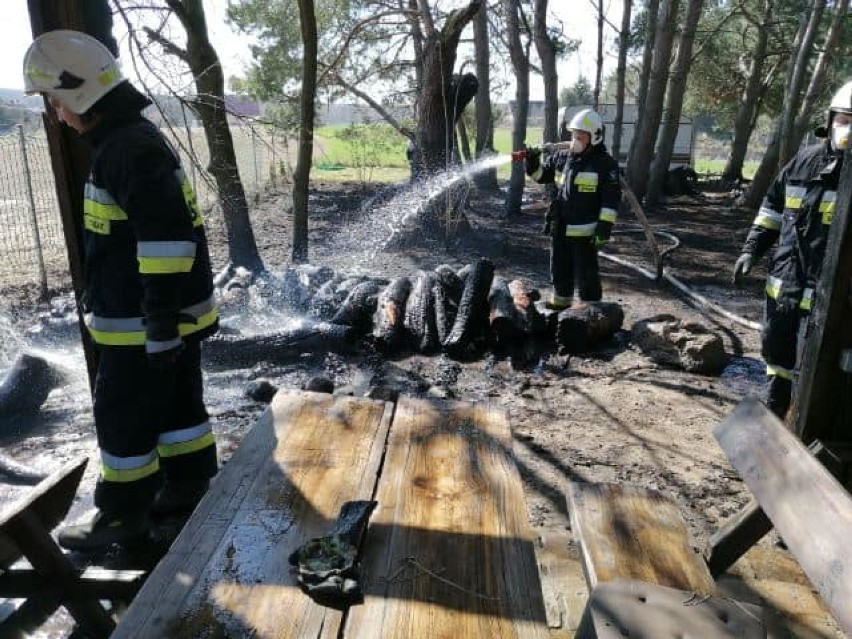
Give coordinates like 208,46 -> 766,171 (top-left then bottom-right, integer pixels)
829,80 -> 852,119
567,108 -> 604,145
23,30 -> 123,115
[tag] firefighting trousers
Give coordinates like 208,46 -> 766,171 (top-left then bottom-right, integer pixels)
93,339 -> 218,515
550,234 -> 602,303
761,296 -> 809,418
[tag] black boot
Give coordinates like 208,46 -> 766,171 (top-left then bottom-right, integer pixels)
151,478 -> 210,517
765,376 -> 792,419
57,510 -> 149,551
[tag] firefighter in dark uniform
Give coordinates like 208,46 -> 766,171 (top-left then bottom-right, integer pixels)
525,108 -> 621,309
733,80 -> 852,419
23,30 -> 220,549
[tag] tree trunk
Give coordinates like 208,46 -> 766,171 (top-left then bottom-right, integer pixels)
594,0 -> 603,109
741,8 -> 813,210
721,0 -> 774,187
646,0 -> 704,207
166,0 -> 264,272
611,0 -> 632,161
777,0 -> 824,168
292,0 -> 318,263
533,0 -> 559,143
415,1 -> 482,174
503,0 -> 530,217
629,0 -> 660,162
473,3 -> 498,191
626,0 -> 679,199
792,0 -> 850,142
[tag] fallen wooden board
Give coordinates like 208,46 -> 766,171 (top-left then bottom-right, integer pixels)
566,481 -> 714,596
344,397 -> 549,638
534,531 -> 587,637
112,390 -> 394,639
714,398 -> 852,635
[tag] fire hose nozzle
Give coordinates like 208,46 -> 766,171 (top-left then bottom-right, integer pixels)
511,141 -> 573,162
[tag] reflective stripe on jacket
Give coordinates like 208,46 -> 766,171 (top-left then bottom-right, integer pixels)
743,141 -> 842,309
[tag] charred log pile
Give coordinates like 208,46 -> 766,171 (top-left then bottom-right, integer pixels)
212,259 -> 625,363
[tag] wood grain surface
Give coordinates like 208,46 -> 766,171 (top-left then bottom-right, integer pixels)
566,481 -> 715,596
344,396 -> 549,639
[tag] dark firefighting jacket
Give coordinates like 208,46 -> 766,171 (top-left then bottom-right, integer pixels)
529,144 -> 621,239
81,114 -> 218,351
742,141 -> 843,311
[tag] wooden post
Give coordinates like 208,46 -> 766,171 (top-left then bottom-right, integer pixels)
25,0 -> 117,391
791,149 -> 852,444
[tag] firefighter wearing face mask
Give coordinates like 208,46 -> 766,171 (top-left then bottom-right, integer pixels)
732,80 -> 851,418
525,108 -> 621,309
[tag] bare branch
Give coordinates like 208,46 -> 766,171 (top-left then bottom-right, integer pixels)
321,63 -> 414,139
142,26 -> 189,62
417,0 -> 436,38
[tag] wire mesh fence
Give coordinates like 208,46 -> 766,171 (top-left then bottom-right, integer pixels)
0,119 -> 290,299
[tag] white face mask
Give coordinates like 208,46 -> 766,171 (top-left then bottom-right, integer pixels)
570,138 -> 587,154
832,123 -> 851,151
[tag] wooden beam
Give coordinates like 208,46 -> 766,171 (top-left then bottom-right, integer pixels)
715,398 -> 852,635
25,0 -> 117,390
704,439 -> 836,577
791,148 -> 852,443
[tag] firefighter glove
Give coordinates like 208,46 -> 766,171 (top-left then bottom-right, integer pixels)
592,235 -> 609,247
732,253 -> 753,285
147,340 -> 185,370
524,146 -> 542,176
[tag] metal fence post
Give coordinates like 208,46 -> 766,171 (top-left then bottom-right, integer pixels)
18,124 -> 48,298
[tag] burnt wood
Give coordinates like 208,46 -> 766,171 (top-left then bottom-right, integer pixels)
714,398 -> 852,634
791,149 -> 852,443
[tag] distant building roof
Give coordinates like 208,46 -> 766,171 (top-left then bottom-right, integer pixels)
225,95 -> 261,118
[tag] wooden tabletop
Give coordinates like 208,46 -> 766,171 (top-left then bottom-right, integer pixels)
113,390 -> 548,638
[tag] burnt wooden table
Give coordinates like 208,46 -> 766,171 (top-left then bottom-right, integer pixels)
113,390 -> 548,638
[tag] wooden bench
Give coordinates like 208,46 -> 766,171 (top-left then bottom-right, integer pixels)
566,481 -> 715,596
0,457 -> 145,639
713,398 -> 852,635
113,390 -> 549,638
565,480 -> 777,637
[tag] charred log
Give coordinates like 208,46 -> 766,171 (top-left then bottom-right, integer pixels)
488,276 -> 525,351
332,280 -> 384,332
373,276 -> 413,353
433,278 -> 459,346
556,302 -> 625,354
435,264 -> 464,301
508,279 -> 546,335
444,258 -> 495,358
202,321 -> 357,367
0,354 -> 64,422
404,271 -> 440,354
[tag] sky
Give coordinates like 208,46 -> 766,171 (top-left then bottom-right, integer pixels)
2,1 -> 623,102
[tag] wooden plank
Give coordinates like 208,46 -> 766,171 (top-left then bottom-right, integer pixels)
791,148 -> 852,443
705,440 -> 834,577
566,481 -> 714,596
715,398 -> 852,634
113,390 -> 394,639
0,566 -> 145,599
534,532 -> 587,637
0,457 -> 87,568
344,397 -> 549,638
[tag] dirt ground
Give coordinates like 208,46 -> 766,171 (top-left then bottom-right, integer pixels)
0,175 -> 844,637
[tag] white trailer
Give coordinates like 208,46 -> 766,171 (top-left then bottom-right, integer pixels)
561,104 -> 695,168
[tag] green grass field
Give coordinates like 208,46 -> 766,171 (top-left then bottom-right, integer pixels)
311,124 -> 760,182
